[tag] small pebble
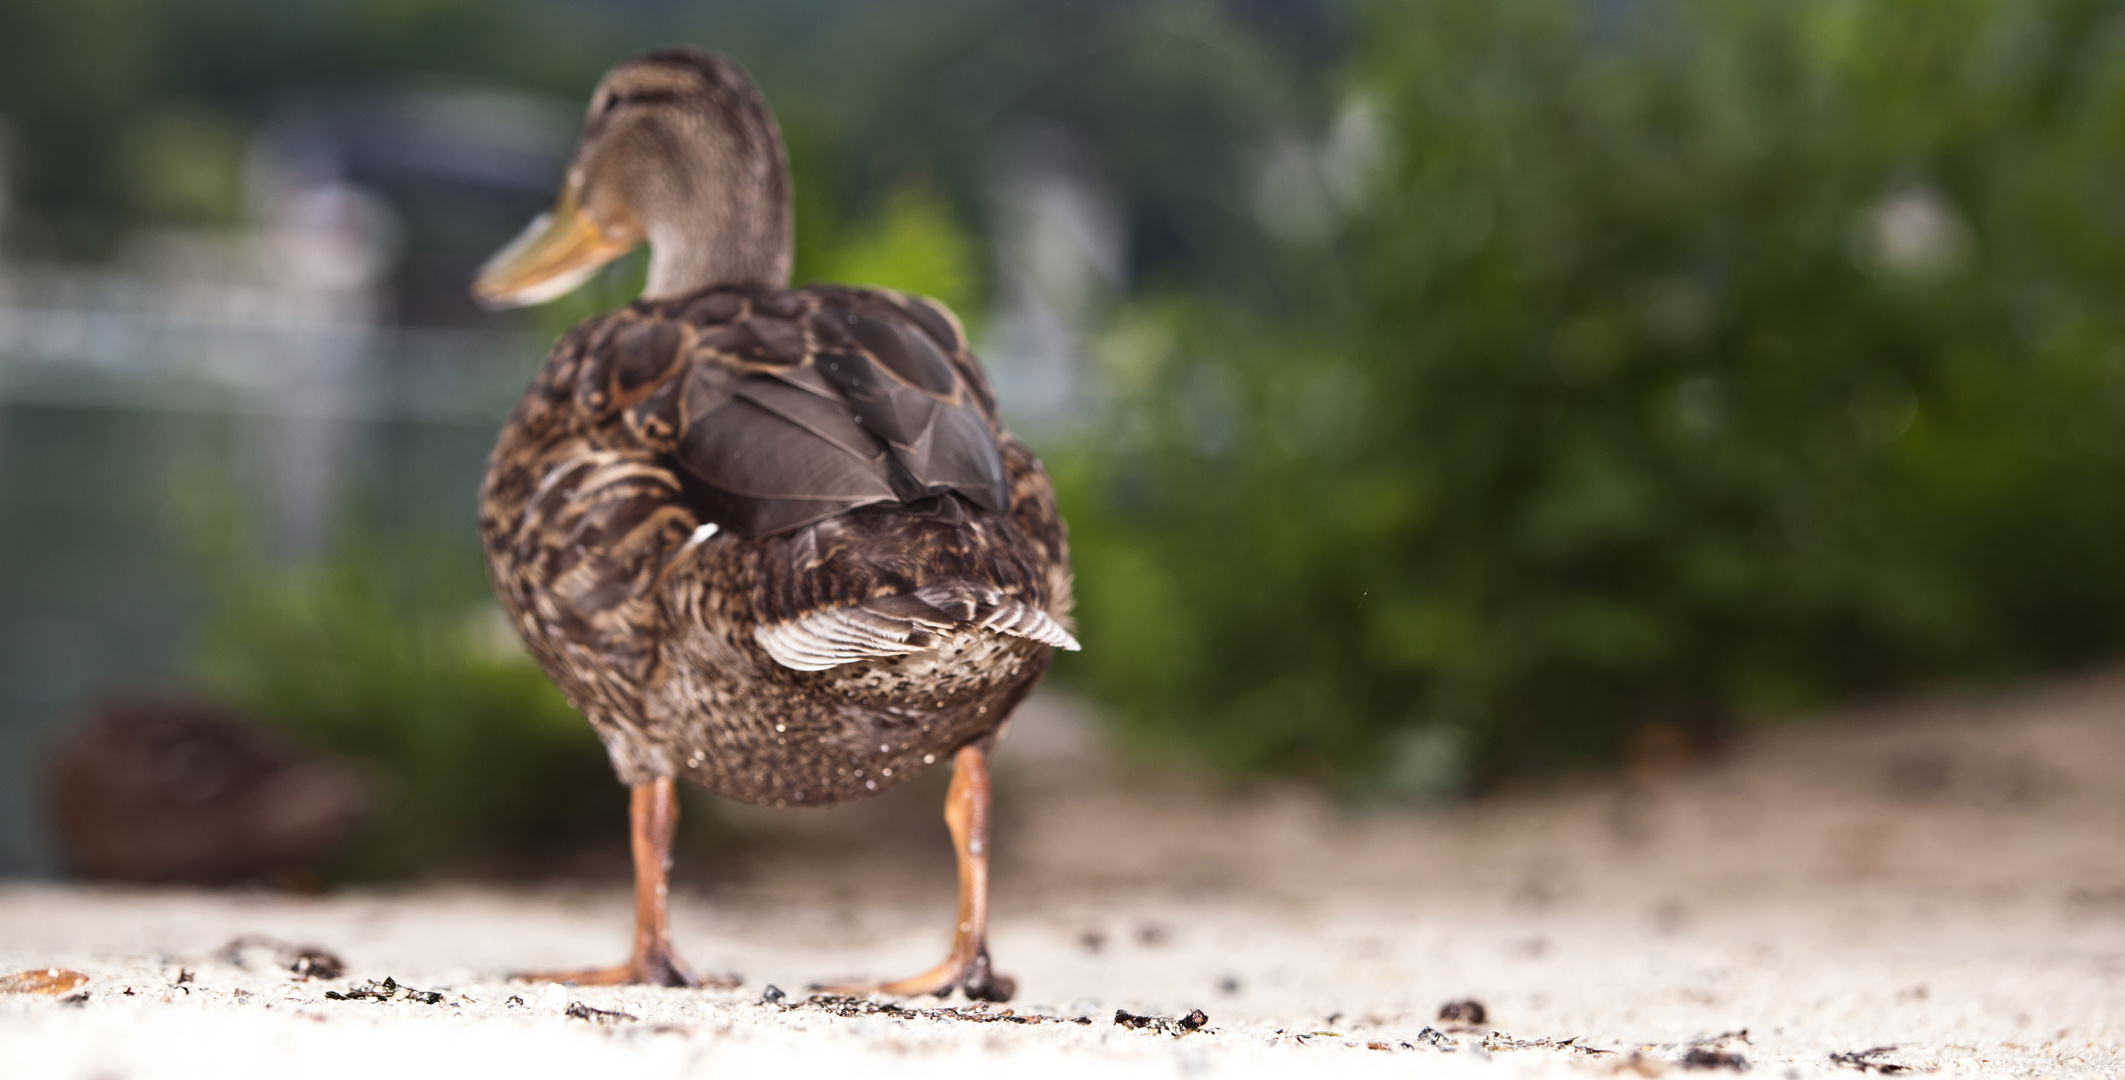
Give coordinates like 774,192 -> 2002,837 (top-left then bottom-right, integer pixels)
533,982 -> 569,1014
0,969 -> 89,997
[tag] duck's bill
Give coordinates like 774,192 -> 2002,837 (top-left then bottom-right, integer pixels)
471,191 -> 640,310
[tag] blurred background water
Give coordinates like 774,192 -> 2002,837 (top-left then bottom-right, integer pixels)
2,0 -> 2122,881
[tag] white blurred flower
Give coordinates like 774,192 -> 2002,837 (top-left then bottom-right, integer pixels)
1858,184 -> 1972,276
1251,94 -> 1389,246
1253,135 -> 1335,245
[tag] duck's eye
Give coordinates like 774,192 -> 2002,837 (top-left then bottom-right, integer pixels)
598,89 -> 678,120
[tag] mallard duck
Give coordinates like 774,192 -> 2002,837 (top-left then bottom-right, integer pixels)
470,47 -> 1075,1001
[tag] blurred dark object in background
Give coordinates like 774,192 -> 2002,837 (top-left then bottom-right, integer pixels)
44,696 -> 372,884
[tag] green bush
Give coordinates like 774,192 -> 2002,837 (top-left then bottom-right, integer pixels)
190,531 -> 623,878
1055,0 -> 2125,793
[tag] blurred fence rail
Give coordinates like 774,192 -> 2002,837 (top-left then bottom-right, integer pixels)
0,265 -> 538,420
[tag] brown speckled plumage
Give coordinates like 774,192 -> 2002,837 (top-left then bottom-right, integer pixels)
479,283 -> 1073,806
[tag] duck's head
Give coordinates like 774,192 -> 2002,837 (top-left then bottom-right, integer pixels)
472,48 -> 792,310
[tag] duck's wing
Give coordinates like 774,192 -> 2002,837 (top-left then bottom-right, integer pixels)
541,284 -> 1068,674
579,285 -> 1011,540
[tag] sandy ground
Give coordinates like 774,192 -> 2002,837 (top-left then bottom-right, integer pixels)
5,674 -> 2125,1078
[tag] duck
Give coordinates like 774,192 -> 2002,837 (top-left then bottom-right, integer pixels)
470,47 -> 1075,1001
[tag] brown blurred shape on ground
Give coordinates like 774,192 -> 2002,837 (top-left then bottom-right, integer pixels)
43,697 -> 373,884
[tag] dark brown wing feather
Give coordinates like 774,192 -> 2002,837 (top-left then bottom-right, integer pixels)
570,285 -> 1011,538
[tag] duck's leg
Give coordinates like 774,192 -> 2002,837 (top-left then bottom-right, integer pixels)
818,742 -> 1016,1002
513,776 -> 716,987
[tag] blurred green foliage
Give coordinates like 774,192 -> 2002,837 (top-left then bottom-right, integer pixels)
1055,0 -> 2125,794
191,525 -> 622,878
809,183 -> 986,325
117,104 -> 249,224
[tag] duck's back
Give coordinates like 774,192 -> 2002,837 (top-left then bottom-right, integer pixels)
480,285 -> 1073,806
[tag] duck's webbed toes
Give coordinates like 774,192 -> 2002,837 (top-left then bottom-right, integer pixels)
957,948 -> 1016,1003
810,944 -> 1015,1003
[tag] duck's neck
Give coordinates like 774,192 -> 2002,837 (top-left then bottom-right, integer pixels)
642,154 -> 793,298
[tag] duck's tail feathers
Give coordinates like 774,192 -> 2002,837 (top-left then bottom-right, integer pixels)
754,584 -> 1079,672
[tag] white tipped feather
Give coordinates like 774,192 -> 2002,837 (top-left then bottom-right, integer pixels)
755,594 -> 1077,671
977,604 -> 1080,651
671,520 -> 722,563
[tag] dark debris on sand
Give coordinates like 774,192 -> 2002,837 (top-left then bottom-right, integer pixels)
796,994 -> 1096,1027
564,1001 -> 639,1023
215,935 -> 346,981
323,977 -> 444,1005
1113,1007 -> 1210,1035
1681,1046 -> 1750,1071
1437,998 -> 1488,1028
1829,1046 -> 1911,1073
1483,1033 -> 1612,1058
